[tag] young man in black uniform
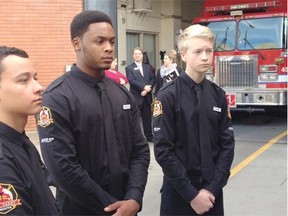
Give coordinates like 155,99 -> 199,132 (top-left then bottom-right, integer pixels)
152,24 -> 235,215
0,46 -> 58,215
126,47 -> 156,142
36,11 -> 150,216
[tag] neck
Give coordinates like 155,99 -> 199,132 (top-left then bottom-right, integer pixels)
76,62 -> 105,80
185,70 -> 205,84
0,113 -> 27,133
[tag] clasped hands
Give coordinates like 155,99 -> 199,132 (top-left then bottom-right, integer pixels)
104,199 -> 140,216
141,85 -> 152,96
190,189 -> 215,215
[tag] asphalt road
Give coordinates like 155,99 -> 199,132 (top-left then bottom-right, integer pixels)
139,111 -> 287,216
28,111 -> 287,216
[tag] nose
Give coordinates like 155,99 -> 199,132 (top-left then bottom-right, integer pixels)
33,80 -> 44,94
104,41 -> 114,52
201,52 -> 208,61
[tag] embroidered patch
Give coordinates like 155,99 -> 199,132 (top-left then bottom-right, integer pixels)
153,99 -> 163,117
37,106 -> 54,128
0,183 -> 22,214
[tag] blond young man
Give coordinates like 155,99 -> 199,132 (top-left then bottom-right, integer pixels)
153,24 -> 235,215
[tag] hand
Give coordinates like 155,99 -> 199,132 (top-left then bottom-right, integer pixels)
144,85 -> 152,92
104,199 -> 140,216
141,90 -> 147,96
119,78 -> 126,85
190,189 -> 215,215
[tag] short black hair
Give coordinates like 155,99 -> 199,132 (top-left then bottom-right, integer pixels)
70,10 -> 113,40
0,46 -> 29,74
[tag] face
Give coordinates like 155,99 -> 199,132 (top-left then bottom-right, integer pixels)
73,22 -> 115,77
0,55 -> 44,118
180,37 -> 213,76
133,49 -> 143,63
163,55 -> 173,67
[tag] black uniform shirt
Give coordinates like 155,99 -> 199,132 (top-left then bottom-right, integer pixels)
0,122 -> 58,215
36,66 -> 150,215
153,72 -> 235,203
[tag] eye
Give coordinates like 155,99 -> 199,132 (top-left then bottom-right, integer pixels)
96,39 -> 104,45
20,78 -> 28,82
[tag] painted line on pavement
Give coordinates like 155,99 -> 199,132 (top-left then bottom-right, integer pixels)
230,130 -> 288,178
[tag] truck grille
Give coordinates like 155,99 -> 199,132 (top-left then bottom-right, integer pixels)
215,55 -> 258,88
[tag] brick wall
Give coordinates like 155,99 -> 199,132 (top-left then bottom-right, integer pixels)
0,0 -> 82,131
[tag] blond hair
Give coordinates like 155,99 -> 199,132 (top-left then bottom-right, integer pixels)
132,47 -> 143,54
165,49 -> 177,63
177,24 -> 215,54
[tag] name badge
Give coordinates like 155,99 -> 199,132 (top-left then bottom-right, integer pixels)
213,107 -> 222,112
123,104 -> 131,110
134,67 -> 139,70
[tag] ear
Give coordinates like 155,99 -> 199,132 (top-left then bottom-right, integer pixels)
179,50 -> 186,62
72,37 -> 81,52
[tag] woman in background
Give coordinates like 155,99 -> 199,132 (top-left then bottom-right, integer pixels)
105,58 -> 128,85
155,49 -> 182,94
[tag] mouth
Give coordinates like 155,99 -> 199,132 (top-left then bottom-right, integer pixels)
103,56 -> 113,64
33,98 -> 42,103
200,64 -> 211,68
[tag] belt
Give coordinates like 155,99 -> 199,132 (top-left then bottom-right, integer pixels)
188,172 -> 204,184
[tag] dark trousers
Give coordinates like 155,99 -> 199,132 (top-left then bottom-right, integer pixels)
160,178 -> 224,216
138,100 -> 153,140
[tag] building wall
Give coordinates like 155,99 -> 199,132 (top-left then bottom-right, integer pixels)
0,0 -> 203,132
0,0 -> 82,131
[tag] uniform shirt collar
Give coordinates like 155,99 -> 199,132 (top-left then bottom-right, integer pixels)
70,65 -> 105,88
0,121 -> 27,147
180,72 -> 206,89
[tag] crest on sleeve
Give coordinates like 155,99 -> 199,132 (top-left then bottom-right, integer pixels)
0,183 -> 22,214
153,99 -> 163,117
37,106 -> 54,128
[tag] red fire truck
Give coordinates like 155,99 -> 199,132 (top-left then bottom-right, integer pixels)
193,0 -> 287,112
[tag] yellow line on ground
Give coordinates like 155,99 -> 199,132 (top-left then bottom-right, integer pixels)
230,130 -> 288,178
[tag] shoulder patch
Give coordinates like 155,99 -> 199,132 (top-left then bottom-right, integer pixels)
0,183 -> 22,214
153,99 -> 163,117
37,106 -> 54,128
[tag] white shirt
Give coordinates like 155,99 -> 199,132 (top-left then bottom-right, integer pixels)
135,62 -> 143,77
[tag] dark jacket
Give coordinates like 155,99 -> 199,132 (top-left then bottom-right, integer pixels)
153,72 -> 235,203
0,122 -> 58,215
36,66 -> 150,215
125,62 -> 156,105
155,65 -> 182,95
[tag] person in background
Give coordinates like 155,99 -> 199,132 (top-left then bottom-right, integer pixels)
152,24 -> 235,215
105,57 -> 128,85
155,49 -> 182,95
0,46 -> 58,215
126,47 -> 156,142
36,11 -> 150,216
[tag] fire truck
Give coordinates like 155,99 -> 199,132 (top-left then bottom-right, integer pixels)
193,0 -> 287,112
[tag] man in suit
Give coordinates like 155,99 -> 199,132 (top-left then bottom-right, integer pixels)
126,47 -> 156,142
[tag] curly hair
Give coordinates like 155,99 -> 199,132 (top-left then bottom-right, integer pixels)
70,10 -> 113,40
